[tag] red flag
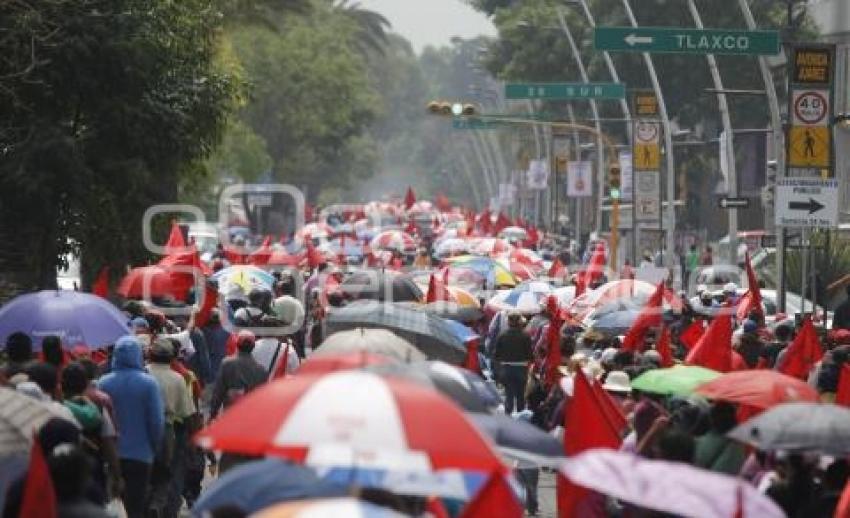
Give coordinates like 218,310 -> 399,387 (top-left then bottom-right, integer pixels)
92,266 -> 109,298
836,365 -> 850,407
194,282 -> 219,329
494,212 -> 511,235
304,203 -> 315,222
305,240 -> 325,269
574,271 -> 586,298
734,483 -> 745,518
586,244 -> 607,284
426,273 -> 451,303
836,478 -> 850,518
404,220 -> 418,236
656,326 -> 675,367
558,371 -> 623,517
526,225 -> 540,247
621,281 -> 665,352
679,320 -> 705,350
590,378 -> 628,434
404,186 -> 416,210
160,246 -> 212,276
544,296 -> 563,387
548,258 -> 567,279
426,496 -> 451,518
248,236 -> 273,265
165,221 -> 187,253
478,209 -> 492,235
19,439 -> 57,518
435,193 -> 451,212
685,312 -> 733,372
777,317 -> 823,380
737,251 -> 764,321
463,338 -> 482,374
223,245 -> 245,265
459,469 -> 523,518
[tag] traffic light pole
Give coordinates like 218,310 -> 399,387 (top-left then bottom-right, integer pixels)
621,0 -> 677,271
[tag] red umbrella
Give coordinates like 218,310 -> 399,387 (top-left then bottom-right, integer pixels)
694,370 -> 819,410
297,352 -> 394,376
195,371 -> 503,471
266,249 -> 302,267
117,265 -> 178,299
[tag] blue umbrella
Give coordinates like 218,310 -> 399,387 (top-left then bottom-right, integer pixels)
191,459 -> 347,516
468,413 -> 565,468
0,291 -> 129,350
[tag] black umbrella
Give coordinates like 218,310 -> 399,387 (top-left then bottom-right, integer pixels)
340,270 -> 422,303
728,402 -> 850,455
325,302 -> 466,363
468,413 -> 565,468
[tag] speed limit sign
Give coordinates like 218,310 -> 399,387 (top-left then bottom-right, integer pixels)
793,90 -> 829,126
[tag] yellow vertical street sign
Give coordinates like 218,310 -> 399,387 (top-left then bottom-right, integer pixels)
633,144 -> 660,170
788,126 -> 830,168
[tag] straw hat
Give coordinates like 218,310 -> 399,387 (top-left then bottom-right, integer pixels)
602,370 -> 632,393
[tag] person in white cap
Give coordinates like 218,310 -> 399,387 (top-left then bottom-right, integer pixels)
722,282 -> 739,306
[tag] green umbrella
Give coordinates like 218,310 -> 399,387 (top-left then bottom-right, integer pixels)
631,365 -> 720,396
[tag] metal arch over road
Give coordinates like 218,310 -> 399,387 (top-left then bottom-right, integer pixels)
594,26 -> 780,56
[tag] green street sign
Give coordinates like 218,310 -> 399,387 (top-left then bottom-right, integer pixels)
452,118 -> 500,130
505,82 -> 626,100
594,27 -> 780,56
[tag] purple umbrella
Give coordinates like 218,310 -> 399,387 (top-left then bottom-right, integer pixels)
560,449 -> 784,518
0,290 -> 129,350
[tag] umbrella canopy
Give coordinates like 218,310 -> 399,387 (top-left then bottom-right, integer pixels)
568,279 -> 681,320
695,370 -> 819,410
560,449 -> 784,518
297,351 -> 396,376
211,265 -> 275,299
497,226 -> 529,242
191,459 -> 347,516
468,413 -> 564,468
318,239 -> 364,259
369,230 -> 416,252
728,402 -> 850,456
0,387 -> 80,457
195,371 -> 504,472
630,365 -> 721,396
255,498 -> 406,518
584,308 -> 642,335
297,222 -> 334,241
504,248 -> 543,268
266,248 -> 302,267
0,291 -> 129,350
315,329 -> 426,363
339,270 -> 422,303
368,361 -> 494,414
117,265 -> 179,300
507,261 -> 537,281
325,302 -> 466,364
444,256 -> 517,288
486,281 -> 552,315
435,238 -> 470,257
553,285 -> 577,306
469,237 -> 513,256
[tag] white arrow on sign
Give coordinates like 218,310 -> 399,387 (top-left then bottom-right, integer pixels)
625,34 -> 654,46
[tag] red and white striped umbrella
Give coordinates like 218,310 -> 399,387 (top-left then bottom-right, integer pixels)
196,371 -> 503,472
506,248 -> 544,268
370,230 -> 416,252
469,237 -> 513,256
296,222 -> 334,241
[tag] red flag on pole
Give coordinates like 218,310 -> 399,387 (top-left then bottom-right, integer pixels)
679,320 -> 705,350
463,338 -> 482,375
558,371 -> 623,517
478,209 -> 492,235
194,282 -> 219,329
426,273 -> 451,303
548,258 -> 567,279
590,377 -> 629,434
656,326 -> 675,367
544,296 -> 563,387
777,317 -> 823,380
404,186 -> 416,210
836,478 -> 850,518
435,192 -> 451,212
621,281 -> 665,352
19,439 -> 57,518
460,469 -> 523,518
737,251 -> 764,321
494,212 -> 511,235
305,241 -> 325,269
165,221 -> 187,253
92,266 -> 109,298
685,311 -> 733,372
585,244 -> 607,287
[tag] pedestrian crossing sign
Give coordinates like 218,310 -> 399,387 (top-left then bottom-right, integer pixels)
633,144 -> 660,170
788,126 -> 830,168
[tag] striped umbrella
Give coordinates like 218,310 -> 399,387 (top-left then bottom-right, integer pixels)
0,387 -> 79,456
444,255 -> 517,288
486,281 -> 553,315
369,230 -> 416,252
211,265 -> 275,299
469,237 -> 513,256
195,371 -> 504,472
434,238 -> 470,257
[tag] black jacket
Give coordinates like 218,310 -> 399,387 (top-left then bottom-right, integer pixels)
493,328 -> 533,363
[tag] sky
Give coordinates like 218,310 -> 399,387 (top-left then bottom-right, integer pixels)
357,0 -> 497,54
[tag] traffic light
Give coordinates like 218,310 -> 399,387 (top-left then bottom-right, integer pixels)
608,164 -> 621,199
426,101 -> 477,117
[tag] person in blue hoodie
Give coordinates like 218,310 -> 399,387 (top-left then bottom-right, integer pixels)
97,335 -> 165,518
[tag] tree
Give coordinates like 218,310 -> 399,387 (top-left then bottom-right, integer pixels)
0,0 -> 237,294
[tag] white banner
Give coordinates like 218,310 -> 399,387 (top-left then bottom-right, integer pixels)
566,161 -> 593,197
526,159 -> 550,190
619,151 -> 633,201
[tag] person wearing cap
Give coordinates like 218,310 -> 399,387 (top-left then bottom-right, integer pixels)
721,282 -> 739,305
492,311 -> 534,414
602,370 -> 634,415
146,338 -> 194,517
97,335 -> 164,518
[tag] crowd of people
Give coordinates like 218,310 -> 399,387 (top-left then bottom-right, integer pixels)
2,196 -> 850,517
